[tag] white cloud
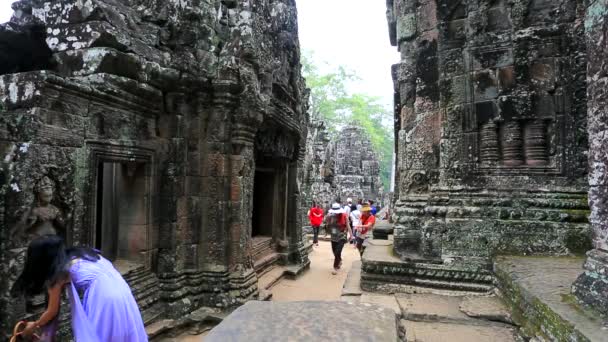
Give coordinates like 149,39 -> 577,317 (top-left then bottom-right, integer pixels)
0,0 -> 12,23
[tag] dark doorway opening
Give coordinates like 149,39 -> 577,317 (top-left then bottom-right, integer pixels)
252,169 -> 275,237
95,162 -> 148,263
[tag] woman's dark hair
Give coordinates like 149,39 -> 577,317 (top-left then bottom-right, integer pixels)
11,235 -> 100,296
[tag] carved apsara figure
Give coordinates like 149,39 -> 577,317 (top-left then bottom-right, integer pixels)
12,176 -> 67,240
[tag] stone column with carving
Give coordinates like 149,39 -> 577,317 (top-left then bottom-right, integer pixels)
572,0 -> 608,315
287,148 -> 310,269
229,112 -> 260,271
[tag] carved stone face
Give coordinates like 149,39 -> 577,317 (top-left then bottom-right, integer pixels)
38,187 -> 53,205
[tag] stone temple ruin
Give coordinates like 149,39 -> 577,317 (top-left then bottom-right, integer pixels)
301,122 -> 383,212
0,0 -> 310,336
1,0 -> 608,340
383,0 -> 590,289
355,0 -> 607,339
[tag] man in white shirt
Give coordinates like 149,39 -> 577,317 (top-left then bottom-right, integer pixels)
343,198 -> 353,243
349,205 -> 361,246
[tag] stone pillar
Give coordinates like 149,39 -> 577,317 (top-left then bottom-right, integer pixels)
524,120 -> 548,166
480,121 -> 500,165
198,87 -> 233,269
502,121 -> 524,166
229,118 -> 258,270
287,154 -> 310,268
572,0 -> 608,315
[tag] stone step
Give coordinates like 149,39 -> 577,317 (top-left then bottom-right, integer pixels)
254,252 -> 281,275
361,243 -> 495,294
258,265 -> 287,290
495,256 -> 605,341
403,321 -> 518,342
142,303 -> 165,326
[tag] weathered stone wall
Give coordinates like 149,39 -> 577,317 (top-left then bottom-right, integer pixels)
0,0 -> 308,337
572,0 -> 608,316
388,0 -> 590,271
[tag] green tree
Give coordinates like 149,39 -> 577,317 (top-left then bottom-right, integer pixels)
302,52 -> 394,189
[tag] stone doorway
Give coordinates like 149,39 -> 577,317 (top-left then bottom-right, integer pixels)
251,161 -> 288,275
95,161 -> 148,265
252,169 -> 275,238
85,143 -> 157,274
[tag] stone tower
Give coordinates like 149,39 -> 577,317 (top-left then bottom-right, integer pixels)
388,0 -> 590,283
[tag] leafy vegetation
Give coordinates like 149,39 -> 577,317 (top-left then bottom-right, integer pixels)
302,52 -> 394,189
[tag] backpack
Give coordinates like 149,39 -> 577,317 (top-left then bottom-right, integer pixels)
327,213 -> 347,232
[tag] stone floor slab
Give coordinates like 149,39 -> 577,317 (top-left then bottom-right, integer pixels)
403,320 -> 517,342
360,293 -> 401,315
459,295 -> 513,324
342,260 -> 363,296
206,301 -> 398,342
396,293 -> 470,323
496,256 -> 607,341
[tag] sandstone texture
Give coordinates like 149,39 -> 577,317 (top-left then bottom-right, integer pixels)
572,0 -> 608,317
0,0 -> 309,338
206,301 -> 400,342
387,0 -> 591,285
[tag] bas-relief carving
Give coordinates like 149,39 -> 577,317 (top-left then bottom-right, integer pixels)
11,176 -> 68,242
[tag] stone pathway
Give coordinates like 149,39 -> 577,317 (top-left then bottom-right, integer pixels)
170,239 -> 521,341
271,240 -> 360,301
342,255 -> 519,342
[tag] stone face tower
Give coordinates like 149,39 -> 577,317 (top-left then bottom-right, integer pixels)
332,126 -> 382,203
302,124 -> 383,215
0,0 -> 309,336
388,0 -> 590,279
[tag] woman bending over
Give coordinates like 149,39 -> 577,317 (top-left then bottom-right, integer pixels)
11,235 -> 148,341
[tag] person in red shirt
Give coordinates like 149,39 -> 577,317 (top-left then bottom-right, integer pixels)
308,201 -> 324,246
354,204 -> 376,256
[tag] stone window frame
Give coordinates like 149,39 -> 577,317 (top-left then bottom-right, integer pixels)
83,141 -> 156,272
465,46 -> 565,176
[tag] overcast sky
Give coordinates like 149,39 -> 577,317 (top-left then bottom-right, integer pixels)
0,1 -> 398,107
297,0 -> 399,109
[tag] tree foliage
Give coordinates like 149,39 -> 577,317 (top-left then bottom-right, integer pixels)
302,52 -> 394,189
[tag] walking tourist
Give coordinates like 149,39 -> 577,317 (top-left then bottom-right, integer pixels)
324,203 -> 351,275
11,235 -> 148,342
344,198 -> 353,243
355,204 -> 376,256
308,201 -> 324,246
350,204 -> 362,248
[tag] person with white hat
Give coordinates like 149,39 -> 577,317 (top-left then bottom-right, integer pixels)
323,203 -> 351,275
354,204 -> 376,256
